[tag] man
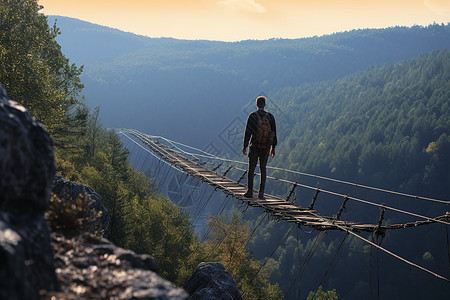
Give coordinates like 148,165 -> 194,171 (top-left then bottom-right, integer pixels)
242,96 -> 277,199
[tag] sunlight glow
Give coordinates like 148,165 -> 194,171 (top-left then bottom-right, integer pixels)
38,0 -> 450,41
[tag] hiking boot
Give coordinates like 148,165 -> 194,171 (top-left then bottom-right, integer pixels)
258,192 -> 265,200
244,191 -> 253,198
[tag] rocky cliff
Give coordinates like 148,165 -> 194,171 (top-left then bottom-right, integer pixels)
0,83 -> 242,299
0,83 -> 58,299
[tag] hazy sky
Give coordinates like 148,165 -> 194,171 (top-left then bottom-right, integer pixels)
39,0 -> 450,41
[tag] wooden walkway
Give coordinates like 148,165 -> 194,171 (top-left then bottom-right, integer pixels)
119,129 -> 449,233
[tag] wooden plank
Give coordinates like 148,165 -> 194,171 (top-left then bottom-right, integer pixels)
213,181 -> 240,185
128,131 -> 389,233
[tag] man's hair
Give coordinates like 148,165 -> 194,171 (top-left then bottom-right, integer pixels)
256,96 -> 266,108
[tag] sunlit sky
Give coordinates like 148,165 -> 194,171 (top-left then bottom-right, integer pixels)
39,0 -> 450,41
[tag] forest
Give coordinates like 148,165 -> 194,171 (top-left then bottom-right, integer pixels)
1,1 -> 449,299
245,49 -> 450,298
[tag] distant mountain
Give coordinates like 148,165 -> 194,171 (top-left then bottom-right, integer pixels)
48,16 -> 450,149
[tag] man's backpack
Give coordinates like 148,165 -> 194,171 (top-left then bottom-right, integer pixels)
253,111 -> 273,148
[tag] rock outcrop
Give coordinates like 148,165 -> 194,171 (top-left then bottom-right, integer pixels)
45,232 -> 188,299
52,175 -> 111,236
184,262 -> 243,300
0,84 -> 58,299
0,90 -> 55,214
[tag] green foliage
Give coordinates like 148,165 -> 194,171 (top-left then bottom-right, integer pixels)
0,0 -> 84,135
47,193 -> 103,237
53,107 -> 201,284
124,195 -> 195,282
274,50 -> 450,199
247,50 -> 450,299
307,286 -> 338,300
203,214 -> 283,300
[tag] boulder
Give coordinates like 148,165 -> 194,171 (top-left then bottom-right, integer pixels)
0,83 -> 58,299
0,86 -> 55,214
184,262 -> 243,300
52,174 -> 111,236
45,232 -> 188,299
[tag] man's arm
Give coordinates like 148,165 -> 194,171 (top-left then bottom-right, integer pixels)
270,114 -> 277,157
243,113 -> 254,155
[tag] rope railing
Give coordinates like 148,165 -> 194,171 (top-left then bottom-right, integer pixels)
118,129 -> 450,228
135,131 -> 449,205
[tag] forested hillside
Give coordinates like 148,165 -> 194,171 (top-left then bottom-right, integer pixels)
241,50 -> 450,299
274,50 -> 450,200
49,16 -> 450,149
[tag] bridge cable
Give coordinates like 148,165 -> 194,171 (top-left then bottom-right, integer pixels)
193,188 -> 217,228
286,182 -> 298,202
230,164 -> 450,227
240,212 -> 268,254
212,205 -> 249,250
200,194 -> 230,243
180,177 -> 202,207
249,224 -> 296,287
117,131 -> 183,172
121,131 -> 449,229
237,170 -> 247,183
311,232 -> 348,300
283,231 -> 327,300
229,213 -> 269,279
191,185 -> 213,224
326,217 -> 450,282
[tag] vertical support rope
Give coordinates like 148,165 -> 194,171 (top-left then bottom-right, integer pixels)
250,224 -> 296,286
376,244 -> 381,300
308,189 -> 321,210
201,194 -> 230,243
212,162 -> 223,171
283,231 -> 326,300
223,165 -> 233,177
311,233 -> 348,300
374,205 -> 386,300
237,170 -> 247,184
336,196 -> 349,220
375,205 -> 387,239
240,213 -> 268,252
446,224 -> 450,268
286,182 -> 298,202
296,229 -> 301,299
369,237 -> 373,300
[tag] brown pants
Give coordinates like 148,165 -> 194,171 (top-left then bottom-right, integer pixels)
247,147 -> 270,193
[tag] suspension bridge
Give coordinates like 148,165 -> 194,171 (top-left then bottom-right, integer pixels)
116,128 -> 450,283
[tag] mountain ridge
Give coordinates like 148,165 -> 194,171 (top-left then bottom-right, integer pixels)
48,15 -> 450,150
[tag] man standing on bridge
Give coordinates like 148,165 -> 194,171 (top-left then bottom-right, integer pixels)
243,96 -> 277,199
